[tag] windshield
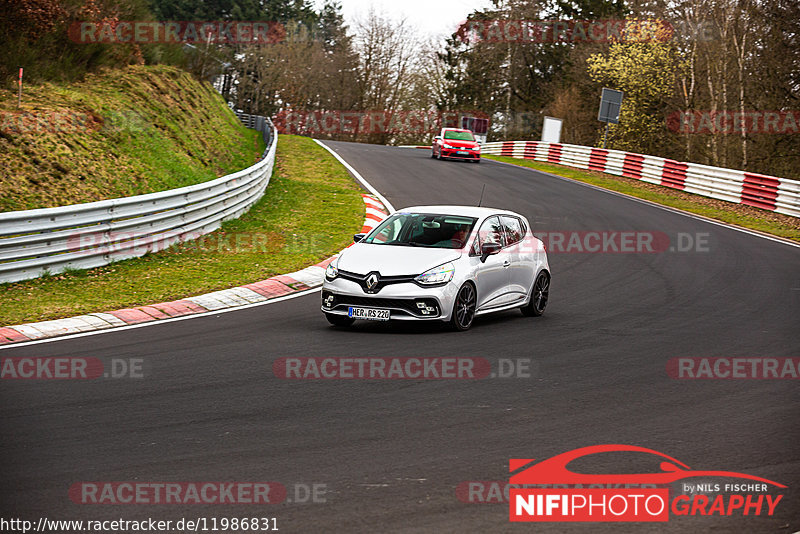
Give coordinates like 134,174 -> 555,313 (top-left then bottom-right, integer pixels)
363,213 -> 477,249
443,130 -> 475,141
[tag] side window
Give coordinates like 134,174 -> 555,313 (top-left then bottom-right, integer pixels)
471,216 -> 504,254
500,216 -> 523,245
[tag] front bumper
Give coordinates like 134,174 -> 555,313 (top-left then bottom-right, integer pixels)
321,277 -> 459,321
441,148 -> 480,161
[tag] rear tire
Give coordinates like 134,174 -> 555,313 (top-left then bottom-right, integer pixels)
521,272 -> 549,317
325,313 -> 355,327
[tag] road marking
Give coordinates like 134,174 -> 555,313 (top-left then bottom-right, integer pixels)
487,159 -> 800,250
314,139 -> 396,213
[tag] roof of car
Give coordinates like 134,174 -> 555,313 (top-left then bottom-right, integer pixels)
397,205 -> 526,219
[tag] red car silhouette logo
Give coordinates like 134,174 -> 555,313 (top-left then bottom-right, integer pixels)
510,444 -> 786,487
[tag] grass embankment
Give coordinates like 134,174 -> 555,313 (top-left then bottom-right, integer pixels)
0,64 -> 262,211
0,135 -> 365,326
484,155 -> 800,242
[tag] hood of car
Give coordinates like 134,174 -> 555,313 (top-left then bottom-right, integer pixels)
338,243 -> 462,276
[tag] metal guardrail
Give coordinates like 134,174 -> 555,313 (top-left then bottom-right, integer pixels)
0,114 -> 277,284
481,141 -> 800,218
235,112 -> 273,156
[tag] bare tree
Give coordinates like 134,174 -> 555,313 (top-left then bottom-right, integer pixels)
353,9 -> 418,143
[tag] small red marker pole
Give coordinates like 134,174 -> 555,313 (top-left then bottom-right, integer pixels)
17,67 -> 23,108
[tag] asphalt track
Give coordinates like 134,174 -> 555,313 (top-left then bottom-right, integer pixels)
1,141 -> 799,533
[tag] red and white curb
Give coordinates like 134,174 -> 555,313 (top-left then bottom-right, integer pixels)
0,194 -> 388,345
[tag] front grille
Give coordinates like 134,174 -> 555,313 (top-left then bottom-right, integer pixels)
337,269 -> 418,294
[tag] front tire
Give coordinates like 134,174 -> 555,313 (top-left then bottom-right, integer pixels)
325,313 -> 355,327
521,272 -> 549,317
450,283 -> 477,331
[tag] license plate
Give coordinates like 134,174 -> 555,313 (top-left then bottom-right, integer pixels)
457,150 -> 469,155
348,307 -> 390,321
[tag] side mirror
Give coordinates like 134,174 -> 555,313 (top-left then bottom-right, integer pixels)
480,242 -> 501,262
353,233 -> 366,243
434,135 -> 442,141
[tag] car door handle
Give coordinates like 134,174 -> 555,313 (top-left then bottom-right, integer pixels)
503,260 -> 511,267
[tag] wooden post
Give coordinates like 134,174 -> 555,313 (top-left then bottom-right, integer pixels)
17,67 -> 23,109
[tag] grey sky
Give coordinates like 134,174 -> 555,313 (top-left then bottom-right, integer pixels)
317,0 -> 493,40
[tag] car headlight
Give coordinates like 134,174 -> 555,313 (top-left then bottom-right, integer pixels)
443,143 -> 455,149
325,259 -> 339,280
474,146 -> 481,151
415,262 -> 455,285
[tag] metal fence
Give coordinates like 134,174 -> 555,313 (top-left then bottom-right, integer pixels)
0,115 -> 276,284
235,111 -> 273,156
481,141 -> 800,218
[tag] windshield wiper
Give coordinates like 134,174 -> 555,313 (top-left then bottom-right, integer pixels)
372,241 -> 434,247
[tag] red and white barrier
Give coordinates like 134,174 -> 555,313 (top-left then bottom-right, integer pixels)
481,141 -> 800,218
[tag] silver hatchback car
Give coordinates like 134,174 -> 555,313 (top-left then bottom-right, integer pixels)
321,206 -> 550,330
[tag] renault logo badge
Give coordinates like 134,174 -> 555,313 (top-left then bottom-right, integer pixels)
365,272 -> 379,292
